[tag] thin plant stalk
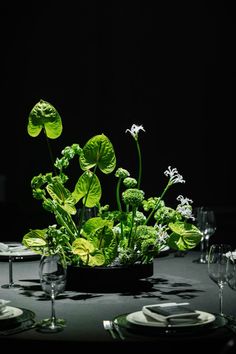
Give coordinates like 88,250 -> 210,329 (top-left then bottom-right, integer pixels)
135,139 -> 142,190
44,130 -> 57,175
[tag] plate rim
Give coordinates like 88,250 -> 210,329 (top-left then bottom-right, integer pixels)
0,306 -> 23,321
0,242 -> 40,260
126,310 -> 216,328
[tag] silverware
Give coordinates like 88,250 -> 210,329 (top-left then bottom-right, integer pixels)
103,320 -> 125,340
103,320 -> 118,339
113,319 -> 125,340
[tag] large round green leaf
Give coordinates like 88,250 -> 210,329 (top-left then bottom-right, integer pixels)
83,217 -> 113,238
71,238 -> 105,266
167,221 -> 202,251
27,99 -> 63,139
22,229 -> 47,254
79,134 -> 116,174
72,171 -> 101,207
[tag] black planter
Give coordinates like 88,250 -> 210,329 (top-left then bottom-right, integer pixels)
66,262 -> 154,292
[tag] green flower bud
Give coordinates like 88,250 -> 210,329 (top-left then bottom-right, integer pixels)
142,197 -> 165,212
122,188 -> 144,207
123,177 -> 137,188
154,206 -> 179,224
32,188 -> 45,200
115,168 -> 130,179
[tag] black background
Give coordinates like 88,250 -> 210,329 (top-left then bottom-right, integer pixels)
0,1 -> 235,244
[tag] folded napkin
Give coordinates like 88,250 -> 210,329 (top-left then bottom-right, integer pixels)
8,245 -> 26,252
0,243 -> 9,252
0,300 -> 10,315
0,243 -> 26,253
142,303 -> 200,324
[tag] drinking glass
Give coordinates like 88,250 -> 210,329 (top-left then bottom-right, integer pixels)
226,253 -> 236,327
227,256 -> 236,291
37,254 -> 67,332
1,244 -> 22,289
194,208 -> 217,264
208,244 -> 233,316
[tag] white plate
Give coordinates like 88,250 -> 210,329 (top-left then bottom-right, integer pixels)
0,243 -> 39,258
0,249 -> 38,257
0,306 -> 23,321
126,310 -> 215,328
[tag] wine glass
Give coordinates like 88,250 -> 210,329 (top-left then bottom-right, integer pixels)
194,208 -> 217,264
37,254 -> 67,332
1,243 -> 23,289
202,210 -> 217,259
226,252 -> 236,327
227,255 -> 236,291
208,243 -> 233,316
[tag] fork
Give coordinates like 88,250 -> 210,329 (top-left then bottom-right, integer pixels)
113,319 -> 125,340
103,320 -> 118,339
103,320 -> 125,340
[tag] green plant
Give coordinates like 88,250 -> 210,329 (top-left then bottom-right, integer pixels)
22,99 -> 202,266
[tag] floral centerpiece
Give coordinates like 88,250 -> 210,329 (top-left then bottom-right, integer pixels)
22,100 -> 202,272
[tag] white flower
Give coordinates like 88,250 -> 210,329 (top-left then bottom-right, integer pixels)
176,195 -> 194,220
177,195 -> 193,205
155,224 -> 169,243
164,166 -> 185,185
125,124 -> 145,140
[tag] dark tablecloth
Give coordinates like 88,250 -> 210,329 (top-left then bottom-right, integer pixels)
0,251 -> 235,353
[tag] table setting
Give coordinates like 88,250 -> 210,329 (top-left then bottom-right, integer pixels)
0,299 -> 36,336
102,301 -> 235,342
0,242 -> 40,289
0,242 -> 40,261
0,249 -> 236,353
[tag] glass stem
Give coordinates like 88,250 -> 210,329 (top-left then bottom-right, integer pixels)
50,283 -> 56,326
9,255 -> 14,287
205,236 -> 209,261
200,237 -> 206,262
219,284 -> 224,316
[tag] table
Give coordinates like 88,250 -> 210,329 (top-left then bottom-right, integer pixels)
0,251 -> 235,353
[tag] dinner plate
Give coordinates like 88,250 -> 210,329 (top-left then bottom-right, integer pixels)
0,306 -> 23,321
0,307 -> 36,333
0,243 -> 40,261
126,310 -> 215,328
114,312 -> 228,338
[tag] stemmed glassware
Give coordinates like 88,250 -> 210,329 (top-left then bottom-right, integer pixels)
37,253 -> 67,332
227,255 -> 236,291
194,207 -> 217,264
226,252 -> 236,326
1,243 -> 23,289
208,243 -> 233,316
